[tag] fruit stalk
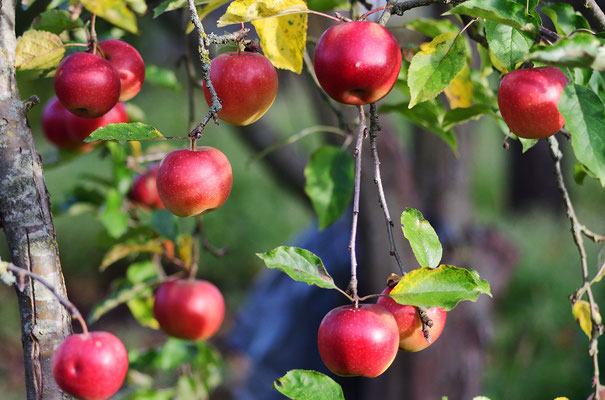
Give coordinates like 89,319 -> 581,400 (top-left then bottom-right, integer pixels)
547,136 -> 603,398
368,103 -> 405,275
348,106 -> 367,307
2,262 -> 89,335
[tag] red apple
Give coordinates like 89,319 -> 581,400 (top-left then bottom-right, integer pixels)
317,304 -> 399,378
99,39 -> 145,102
52,331 -> 128,400
129,163 -> 164,210
377,285 -> 447,352
313,21 -> 402,105
153,279 -> 225,341
54,52 -> 121,118
203,51 -> 278,126
497,66 -> 569,139
156,147 -> 233,218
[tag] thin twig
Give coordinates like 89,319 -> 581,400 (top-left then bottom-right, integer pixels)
348,106 -> 367,308
547,136 -> 602,398
1,261 -> 88,335
195,215 -> 227,258
378,0 -> 460,26
418,307 -> 433,343
368,103 -> 405,275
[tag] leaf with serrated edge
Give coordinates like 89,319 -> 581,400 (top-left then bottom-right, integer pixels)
274,370 -> 345,400
408,33 -> 467,108
401,208 -> 442,268
85,122 -> 164,142
485,21 -> 533,72
304,146 -> 354,230
390,265 -> 492,311
81,0 -> 138,34
558,84 -> 605,186
15,30 -> 65,71
257,246 -> 337,289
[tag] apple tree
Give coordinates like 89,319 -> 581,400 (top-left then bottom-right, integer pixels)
1,0 -> 605,399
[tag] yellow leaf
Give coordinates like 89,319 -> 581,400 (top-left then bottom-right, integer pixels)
129,141 -> 142,158
572,300 -> 602,338
81,0 -> 138,34
488,47 -> 507,74
15,30 -> 65,71
177,234 -> 193,268
217,0 -> 308,26
444,65 -> 473,109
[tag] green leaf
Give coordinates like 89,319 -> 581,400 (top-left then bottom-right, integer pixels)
573,163 -> 597,185
100,240 -> 164,271
127,290 -> 159,329
380,100 -> 457,152
153,0 -> 209,17
126,260 -> 158,283
130,338 -> 222,373
85,122 -> 164,142
519,137 -> 538,152
485,21 -> 533,72
125,0 -> 148,14
81,0 -> 138,34
88,276 -> 161,324
274,370 -> 345,400
257,246 -> 337,289
145,65 -> 182,91
401,208 -> 442,268
33,10 -> 83,34
406,18 -> 459,38
541,2 -> 590,36
100,189 -> 128,238
558,84 -> 605,186
304,146 -> 354,230
525,33 -> 605,70
307,0 -> 347,12
442,104 -> 492,130
447,0 -> 540,34
408,32 -> 467,108
390,265 -> 492,311
15,30 -> 65,71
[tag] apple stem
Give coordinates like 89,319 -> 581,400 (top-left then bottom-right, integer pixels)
348,106 -> 367,308
359,5 -> 392,20
1,261 -> 89,335
89,14 -> 98,56
368,103 -> 405,275
547,136 -> 603,397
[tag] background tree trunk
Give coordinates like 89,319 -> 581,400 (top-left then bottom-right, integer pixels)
0,2 -> 72,399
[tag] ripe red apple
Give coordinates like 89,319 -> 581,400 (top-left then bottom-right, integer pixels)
42,97 -> 128,151
317,303 -> 399,378
497,66 -> 569,139
202,51 -> 278,126
156,147 -> 233,218
377,285 -> 447,352
52,331 -> 128,400
153,279 -> 225,341
129,163 -> 164,210
54,52 -> 121,118
313,21 -> 402,105
99,39 -> 145,102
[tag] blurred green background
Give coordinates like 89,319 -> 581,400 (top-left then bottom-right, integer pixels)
2,11 -> 605,400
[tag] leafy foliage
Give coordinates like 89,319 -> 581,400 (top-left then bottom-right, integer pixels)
274,370 -> 345,400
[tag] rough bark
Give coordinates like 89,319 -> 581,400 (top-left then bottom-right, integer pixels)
0,1 -> 72,399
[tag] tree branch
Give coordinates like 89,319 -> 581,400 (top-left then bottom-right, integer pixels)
583,0 -> 605,31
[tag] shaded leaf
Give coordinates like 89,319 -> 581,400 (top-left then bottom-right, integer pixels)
485,21 -> 533,72
447,0 -> 540,34
390,265 -> 492,311
81,0 -> 138,34
408,32 -> 467,108
153,0 -> 209,17
257,246 -> 337,289
442,104 -> 492,130
558,84 -> 605,186
541,2 -> 590,36
127,290 -> 159,329
526,33 -> 605,70
33,10 -> 83,34
85,122 -> 164,142
401,208 -> 442,268
145,64 -> 182,91
100,240 -> 164,271
406,18 -> 459,38
304,146 -> 354,230
274,370 -> 345,400
100,189 -> 128,238
15,30 -> 65,71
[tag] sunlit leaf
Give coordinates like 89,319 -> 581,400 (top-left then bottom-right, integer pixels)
33,10 -> 83,34
100,240 -> 164,271
526,33 -> 605,71
274,370 -> 345,400
444,65 -> 473,109
15,30 -> 65,71
572,300 -> 601,338
257,246 -> 337,289
447,0 -> 540,34
85,122 -> 164,142
81,0 -> 138,34
541,2 -> 590,36
406,18 -> 459,38
390,265 -> 492,311
401,208 -> 442,268
485,21 -> 533,72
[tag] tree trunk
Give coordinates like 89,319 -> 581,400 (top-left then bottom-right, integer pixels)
0,2 -> 72,399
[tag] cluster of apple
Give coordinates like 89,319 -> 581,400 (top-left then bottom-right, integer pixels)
318,279 -> 446,378
42,39 -> 145,151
